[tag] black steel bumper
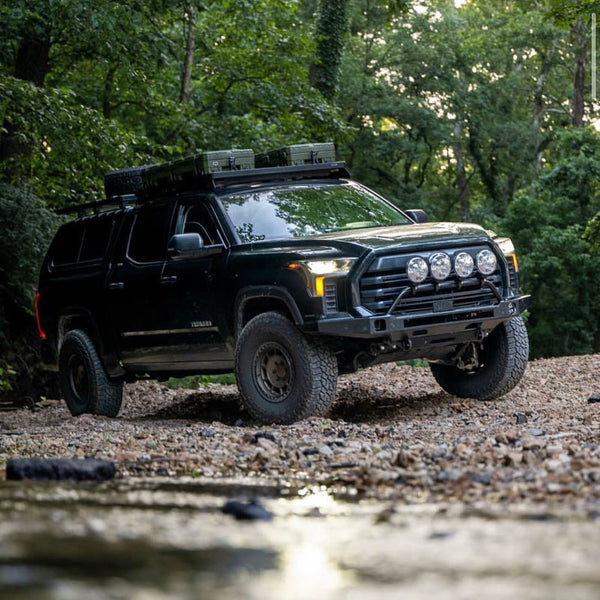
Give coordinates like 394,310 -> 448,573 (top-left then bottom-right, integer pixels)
314,295 -> 531,341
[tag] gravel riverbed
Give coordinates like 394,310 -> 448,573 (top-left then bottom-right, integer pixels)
1,354 -> 600,511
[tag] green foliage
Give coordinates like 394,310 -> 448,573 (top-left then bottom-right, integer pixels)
313,0 -> 348,100
584,212 -> 600,252
0,0 -> 599,361
166,373 -> 237,389
0,183 -> 61,317
0,75 -> 150,207
503,129 -> 600,357
0,365 -> 16,393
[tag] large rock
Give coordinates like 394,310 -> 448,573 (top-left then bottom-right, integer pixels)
6,457 -> 116,482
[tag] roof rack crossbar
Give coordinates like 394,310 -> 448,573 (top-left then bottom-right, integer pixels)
56,195 -> 136,216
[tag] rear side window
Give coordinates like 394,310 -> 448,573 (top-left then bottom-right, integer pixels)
80,218 -> 115,262
50,216 -> 115,268
51,223 -> 83,266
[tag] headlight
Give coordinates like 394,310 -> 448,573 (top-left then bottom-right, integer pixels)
430,252 -> 452,281
494,236 -> 515,256
288,258 -> 355,299
302,259 -> 355,275
454,252 -> 474,278
494,236 -> 519,273
477,249 -> 497,275
406,257 -> 428,283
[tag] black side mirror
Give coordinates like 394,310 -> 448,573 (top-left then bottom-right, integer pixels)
168,233 -> 203,256
405,209 -> 428,224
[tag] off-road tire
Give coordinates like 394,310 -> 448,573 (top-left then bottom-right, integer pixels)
58,329 -> 123,417
235,312 -> 337,424
430,316 -> 529,400
104,165 -> 149,198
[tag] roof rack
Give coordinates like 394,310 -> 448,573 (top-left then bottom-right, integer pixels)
137,161 -> 351,197
57,143 -> 350,217
56,194 -> 136,217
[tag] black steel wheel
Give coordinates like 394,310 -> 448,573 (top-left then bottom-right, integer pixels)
235,312 -> 337,424
430,316 -> 529,400
58,329 -> 123,417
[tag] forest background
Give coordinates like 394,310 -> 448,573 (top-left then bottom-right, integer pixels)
1,0 -> 600,399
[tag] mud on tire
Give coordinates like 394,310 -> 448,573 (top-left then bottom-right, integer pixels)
58,329 -> 123,417
430,316 -> 529,400
235,312 -> 337,424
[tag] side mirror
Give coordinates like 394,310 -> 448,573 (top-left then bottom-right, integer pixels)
168,233 -> 203,256
405,209 -> 428,224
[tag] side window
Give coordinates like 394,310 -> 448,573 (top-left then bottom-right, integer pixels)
128,204 -> 172,263
80,217 -> 114,262
181,204 -> 221,245
51,223 -> 83,266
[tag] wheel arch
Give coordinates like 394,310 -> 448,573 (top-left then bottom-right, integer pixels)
234,286 -> 303,339
58,309 -> 125,380
58,309 -> 103,351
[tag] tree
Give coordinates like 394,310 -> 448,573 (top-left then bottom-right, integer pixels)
503,128 -> 600,356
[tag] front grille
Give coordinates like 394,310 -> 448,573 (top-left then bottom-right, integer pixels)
359,244 -> 506,317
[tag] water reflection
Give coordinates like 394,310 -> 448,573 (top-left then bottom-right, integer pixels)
278,542 -> 349,599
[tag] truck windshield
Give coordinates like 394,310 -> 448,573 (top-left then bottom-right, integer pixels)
220,181 -> 410,242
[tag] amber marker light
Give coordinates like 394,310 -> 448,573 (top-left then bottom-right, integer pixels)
314,276 -> 326,297
34,292 -> 47,339
509,253 -> 519,272
288,263 -> 310,286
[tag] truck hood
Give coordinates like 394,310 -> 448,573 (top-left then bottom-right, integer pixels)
238,222 -> 492,262
317,222 -> 490,250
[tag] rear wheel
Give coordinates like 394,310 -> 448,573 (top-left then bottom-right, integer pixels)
58,329 -> 123,417
430,316 -> 529,400
235,312 -> 337,424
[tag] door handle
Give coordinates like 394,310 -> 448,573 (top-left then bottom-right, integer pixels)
160,275 -> 178,285
108,282 -> 124,290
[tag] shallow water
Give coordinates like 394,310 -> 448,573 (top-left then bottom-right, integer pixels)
1,478 -> 599,600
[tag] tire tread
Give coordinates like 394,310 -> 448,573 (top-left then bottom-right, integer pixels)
430,317 -> 529,401
59,329 -> 123,417
235,313 -> 337,424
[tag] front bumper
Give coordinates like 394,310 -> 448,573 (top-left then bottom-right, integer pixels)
315,294 -> 531,342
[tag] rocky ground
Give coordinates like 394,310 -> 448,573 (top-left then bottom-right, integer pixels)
1,354 -> 600,511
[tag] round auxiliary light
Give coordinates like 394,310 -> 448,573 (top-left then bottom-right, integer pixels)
406,256 -> 428,283
430,252 -> 452,281
454,251 -> 475,278
477,249 -> 497,275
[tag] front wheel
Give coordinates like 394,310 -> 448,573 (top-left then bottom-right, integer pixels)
430,316 -> 529,400
235,312 -> 337,424
58,329 -> 123,417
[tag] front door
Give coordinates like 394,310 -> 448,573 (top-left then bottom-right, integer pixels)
156,200 -> 232,371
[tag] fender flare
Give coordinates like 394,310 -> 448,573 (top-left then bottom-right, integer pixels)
234,286 -> 304,339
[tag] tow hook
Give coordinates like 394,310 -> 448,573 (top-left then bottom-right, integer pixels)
476,327 -> 485,341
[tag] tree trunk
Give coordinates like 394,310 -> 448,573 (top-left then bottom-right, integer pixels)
103,66 -> 118,119
453,119 -> 470,221
467,124 -> 499,208
14,36 -> 51,87
180,1 -> 195,104
571,18 -> 587,127
312,0 -> 348,100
